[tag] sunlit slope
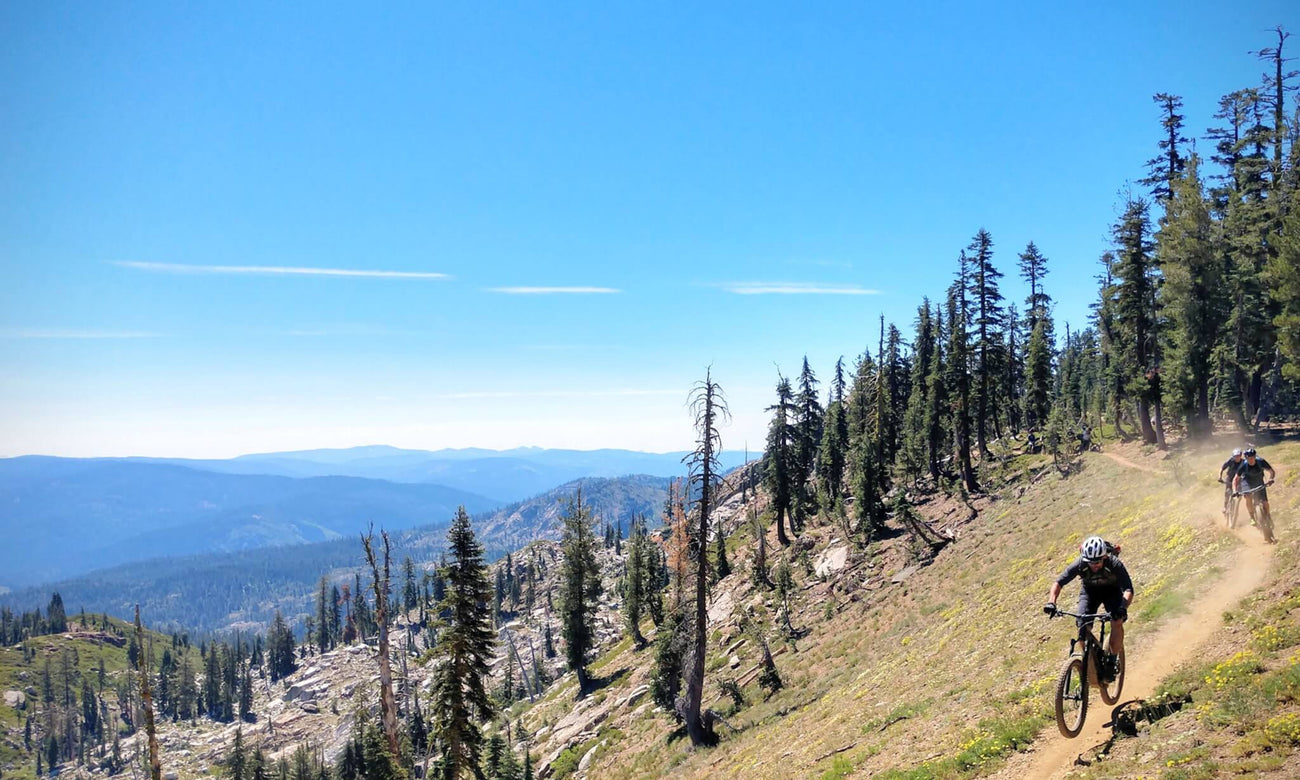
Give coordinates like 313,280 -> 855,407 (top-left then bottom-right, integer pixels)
534,437 -> 1290,779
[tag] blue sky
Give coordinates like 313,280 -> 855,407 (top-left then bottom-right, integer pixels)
1,1 -> 1294,458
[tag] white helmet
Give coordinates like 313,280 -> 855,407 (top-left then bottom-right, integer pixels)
1080,535 -> 1108,562
1233,448 -> 1243,457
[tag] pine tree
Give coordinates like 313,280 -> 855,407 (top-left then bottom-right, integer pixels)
924,304 -> 948,483
713,526 -> 730,582
1024,317 -> 1053,431
1019,241 -> 1052,335
682,370 -> 727,746
1111,196 -> 1161,443
267,612 -> 296,682
228,727 -> 247,780
622,519 -> 647,649
430,508 -> 494,780
791,358 -> 822,531
1139,93 -> 1189,203
1272,182 -> 1300,377
558,491 -> 601,696
763,376 -> 797,545
966,229 -> 1005,455
316,577 -> 332,655
46,593 -> 66,634
1159,154 -> 1225,437
899,302 -> 935,482
947,267 -> 978,492
403,557 -> 418,618
816,358 -> 849,501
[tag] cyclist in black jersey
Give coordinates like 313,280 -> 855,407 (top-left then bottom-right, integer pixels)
1232,448 -> 1276,526
1218,448 -> 1245,516
1044,535 -> 1133,681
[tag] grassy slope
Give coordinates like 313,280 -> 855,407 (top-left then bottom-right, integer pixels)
0,616 -> 193,780
516,434 -> 1295,779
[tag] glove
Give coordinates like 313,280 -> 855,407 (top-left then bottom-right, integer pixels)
1267,479 -> 1275,486
1043,603 -> 1058,618
1217,478 -> 1224,483
1111,606 -> 1128,622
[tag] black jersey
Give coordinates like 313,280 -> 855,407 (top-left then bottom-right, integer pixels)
1056,554 -> 1134,593
1220,457 -> 1242,475
1235,457 -> 1273,489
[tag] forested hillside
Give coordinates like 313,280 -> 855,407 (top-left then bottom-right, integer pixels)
0,475 -> 673,635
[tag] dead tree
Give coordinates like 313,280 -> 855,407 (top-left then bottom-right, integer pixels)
133,606 -> 162,780
682,370 -> 729,747
362,527 -> 402,762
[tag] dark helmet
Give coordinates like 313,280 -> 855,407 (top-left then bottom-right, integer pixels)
1244,447 -> 1257,457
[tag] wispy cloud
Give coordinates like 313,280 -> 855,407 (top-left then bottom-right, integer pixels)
721,282 -> 880,295
114,261 -> 449,280
0,328 -> 158,339
486,286 -> 621,295
522,344 -> 621,351
434,388 -> 677,400
283,324 -> 418,337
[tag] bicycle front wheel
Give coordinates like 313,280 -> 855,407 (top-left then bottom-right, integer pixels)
1228,496 -> 1239,529
1260,504 -> 1276,544
1055,655 -> 1088,738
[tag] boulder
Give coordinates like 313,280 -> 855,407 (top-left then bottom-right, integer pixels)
577,740 -> 605,772
815,546 -> 850,577
4,690 -> 26,709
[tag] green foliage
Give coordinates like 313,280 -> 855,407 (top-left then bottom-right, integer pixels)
558,491 -> 601,695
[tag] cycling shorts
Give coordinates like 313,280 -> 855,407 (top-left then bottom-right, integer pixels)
1077,587 -> 1126,627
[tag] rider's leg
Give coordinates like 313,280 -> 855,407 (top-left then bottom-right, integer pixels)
1109,618 -> 1124,658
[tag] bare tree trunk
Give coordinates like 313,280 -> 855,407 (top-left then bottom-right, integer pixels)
133,607 -> 161,780
684,372 -> 727,746
363,528 -> 402,762
504,629 -> 536,702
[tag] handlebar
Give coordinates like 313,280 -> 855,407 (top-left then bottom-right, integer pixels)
1047,609 -> 1113,621
1234,483 -> 1272,495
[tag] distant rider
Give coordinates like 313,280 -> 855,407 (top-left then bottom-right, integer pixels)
1218,448 -> 1245,516
1044,535 -> 1133,681
1078,425 -> 1093,454
1232,448 -> 1277,533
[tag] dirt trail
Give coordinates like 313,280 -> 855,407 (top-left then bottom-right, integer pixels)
1101,450 -> 1165,475
994,526 -> 1272,780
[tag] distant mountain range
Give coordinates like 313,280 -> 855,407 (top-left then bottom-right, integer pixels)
115,445 -> 750,503
0,457 -> 497,589
0,445 -> 752,593
0,474 -> 673,633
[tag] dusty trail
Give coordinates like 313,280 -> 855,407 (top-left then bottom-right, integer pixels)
994,526 -> 1272,780
1100,450 -> 1165,475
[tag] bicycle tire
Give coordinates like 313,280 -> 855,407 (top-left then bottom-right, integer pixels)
1055,655 -> 1087,738
1260,504 -> 1276,544
1098,647 -> 1125,705
1228,495 -> 1239,529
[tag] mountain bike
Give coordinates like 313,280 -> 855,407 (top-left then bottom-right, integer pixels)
1222,479 -> 1240,529
1235,481 -> 1277,543
1048,609 -> 1125,738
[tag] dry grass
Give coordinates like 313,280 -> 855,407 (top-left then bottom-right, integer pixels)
518,432 -> 1294,779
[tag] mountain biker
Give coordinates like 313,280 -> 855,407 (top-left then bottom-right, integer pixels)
1232,448 -> 1277,532
1043,535 -> 1133,681
1218,448 -> 1245,516
1077,425 -> 1093,455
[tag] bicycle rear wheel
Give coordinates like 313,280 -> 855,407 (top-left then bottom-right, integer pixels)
1098,648 -> 1125,705
1055,655 -> 1088,738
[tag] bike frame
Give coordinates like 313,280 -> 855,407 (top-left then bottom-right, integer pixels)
1054,609 -> 1112,676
